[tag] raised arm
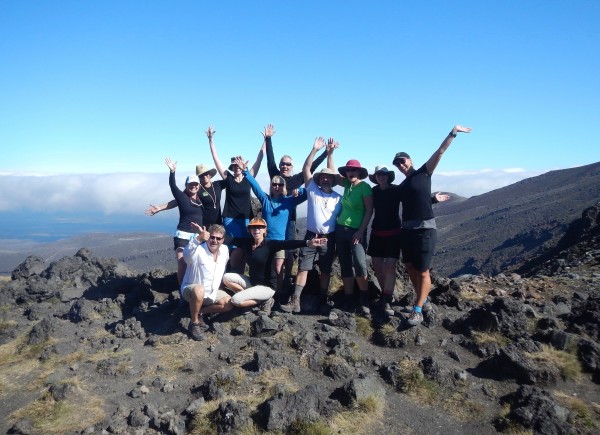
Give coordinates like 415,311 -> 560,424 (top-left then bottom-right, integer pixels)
145,200 -> 177,216
206,126 -> 228,179
263,124 -> 279,178
425,125 -> 472,174
236,156 -> 269,204
249,139 -> 265,177
326,137 -> 339,171
302,137 -> 326,186
310,142 -> 329,173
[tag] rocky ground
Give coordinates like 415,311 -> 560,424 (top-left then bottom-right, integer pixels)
1,206 -> 600,434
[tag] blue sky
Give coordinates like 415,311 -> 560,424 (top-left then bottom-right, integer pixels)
1,0 -> 599,218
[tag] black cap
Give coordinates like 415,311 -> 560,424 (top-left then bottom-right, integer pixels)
393,152 -> 411,165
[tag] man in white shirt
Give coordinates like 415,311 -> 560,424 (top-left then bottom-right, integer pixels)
181,223 -> 231,341
281,137 -> 342,314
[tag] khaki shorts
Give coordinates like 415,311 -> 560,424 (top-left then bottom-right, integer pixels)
273,249 -> 285,260
182,285 -> 229,305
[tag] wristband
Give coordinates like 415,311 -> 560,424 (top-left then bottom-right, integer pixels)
449,130 -> 457,138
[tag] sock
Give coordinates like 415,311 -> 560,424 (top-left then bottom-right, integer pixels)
293,284 -> 304,298
413,305 -> 422,313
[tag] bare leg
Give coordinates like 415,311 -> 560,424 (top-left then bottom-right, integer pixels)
223,277 -> 245,294
383,258 -> 398,295
232,299 -> 259,308
187,284 -> 206,324
202,296 -> 233,314
273,257 -> 285,293
405,263 -> 431,307
371,257 -> 386,291
176,250 -> 186,286
295,270 -> 308,287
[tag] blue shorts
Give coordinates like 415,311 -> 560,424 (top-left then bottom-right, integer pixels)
223,217 -> 250,248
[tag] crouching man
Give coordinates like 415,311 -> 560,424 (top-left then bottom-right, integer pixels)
181,223 -> 232,341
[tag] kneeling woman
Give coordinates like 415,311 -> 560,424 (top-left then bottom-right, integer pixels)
223,218 -> 326,315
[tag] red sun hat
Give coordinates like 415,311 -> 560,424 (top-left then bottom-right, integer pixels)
338,159 -> 368,180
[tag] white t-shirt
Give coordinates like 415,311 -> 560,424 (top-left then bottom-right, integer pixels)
181,237 -> 229,301
306,180 -> 342,234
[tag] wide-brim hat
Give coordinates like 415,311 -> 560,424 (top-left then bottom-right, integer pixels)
196,164 -> 217,178
368,165 -> 395,184
338,159 -> 368,180
313,168 -> 340,187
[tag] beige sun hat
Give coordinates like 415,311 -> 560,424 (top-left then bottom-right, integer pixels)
368,165 -> 395,184
313,167 -> 340,187
196,163 -> 217,178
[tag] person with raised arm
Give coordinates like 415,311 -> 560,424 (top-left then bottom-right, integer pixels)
232,156 -> 307,297
180,223 -> 231,341
145,163 -> 225,227
367,165 -> 449,316
206,125 -> 264,272
392,125 -> 472,326
280,137 -> 342,314
263,124 -> 329,287
222,218 -> 327,316
336,157 -> 374,315
163,157 -> 205,285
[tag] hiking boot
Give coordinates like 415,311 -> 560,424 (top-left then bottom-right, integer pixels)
358,292 -> 371,315
319,295 -> 334,315
422,299 -> 433,312
406,310 -> 423,327
188,321 -> 207,341
380,294 -> 395,316
280,295 -> 301,313
258,297 -> 275,316
341,298 -> 356,313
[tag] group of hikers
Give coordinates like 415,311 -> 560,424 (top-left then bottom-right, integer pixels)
146,124 -> 472,341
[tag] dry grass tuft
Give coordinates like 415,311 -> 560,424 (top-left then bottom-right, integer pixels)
553,391 -> 600,431
394,359 -> 438,405
331,395 -> 385,433
525,344 -> 582,381
9,386 -> 105,434
442,391 -> 486,422
459,288 -> 487,303
471,330 -> 511,347
355,316 -> 374,338
289,418 -> 335,434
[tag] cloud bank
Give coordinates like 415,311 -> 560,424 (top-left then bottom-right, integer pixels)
0,168 -> 547,215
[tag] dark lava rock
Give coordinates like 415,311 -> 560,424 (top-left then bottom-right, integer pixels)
451,297 -> 531,340
214,400 -> 252,434
566,292 -> 600,340
578,338 -> 600,383
259,384 -> 338,432
110,317 -> 145,339
480,340 -> 561,385
27,315 -> 60,345
328,309 -> 356,331
498,385 -> 572,434
68,298 -> 97,323
11,255 -> 46,280
336,374 -> 386,406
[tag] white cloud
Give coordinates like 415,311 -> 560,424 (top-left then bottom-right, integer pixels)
0,168 -> 548,216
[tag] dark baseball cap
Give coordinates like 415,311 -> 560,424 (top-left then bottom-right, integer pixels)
393,152 -> 411,165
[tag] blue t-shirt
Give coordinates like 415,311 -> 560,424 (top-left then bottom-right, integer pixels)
244,170 -> 307,240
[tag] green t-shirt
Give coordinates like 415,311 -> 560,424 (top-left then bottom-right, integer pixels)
336,179 -> 372,229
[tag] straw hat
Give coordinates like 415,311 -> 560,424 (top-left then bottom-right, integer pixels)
313,167 -> 339,187
196,164 -> 217,178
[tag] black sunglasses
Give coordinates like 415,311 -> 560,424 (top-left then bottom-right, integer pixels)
279,162 -> 292,167
395,158 -> 407,165
209,235 -> 224,241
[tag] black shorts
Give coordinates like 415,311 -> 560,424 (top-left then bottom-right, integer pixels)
367,233 -> 401,259
298,231 -> 335,274
401,228 -> 437,272
173,237 -> 189,251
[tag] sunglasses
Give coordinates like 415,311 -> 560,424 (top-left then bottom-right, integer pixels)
209,235 -> 224,241
188,183 -> 200,187
375,172 -> 389,176
272,183 -> 284,187
279,162 -> 292,167
249,226 -> 266,230
395,158 -> 407,165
